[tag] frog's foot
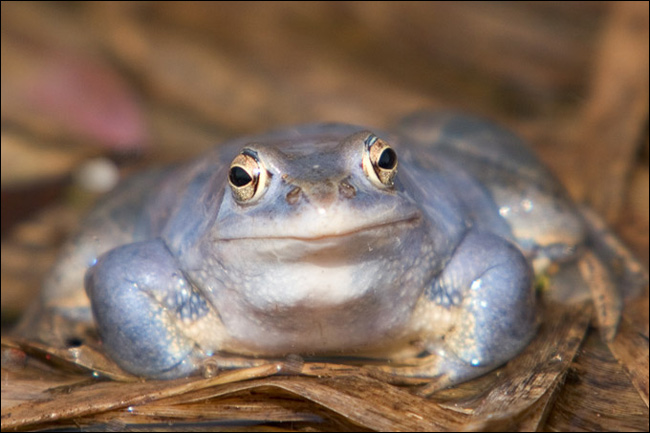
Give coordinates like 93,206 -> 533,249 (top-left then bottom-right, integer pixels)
576,207 -> 648,341
382,231 -> 538,390
371,349 -> 495,394
85,239 -> 222,379
580,206 -> 649,297
11,300 -> 95,350
577,250 -> 622,342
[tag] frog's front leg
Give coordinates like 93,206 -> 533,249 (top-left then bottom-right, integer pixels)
85,239 -> 220,379
390,230 -> 537,388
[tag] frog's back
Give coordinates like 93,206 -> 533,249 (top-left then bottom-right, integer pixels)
397,112 -> 587,268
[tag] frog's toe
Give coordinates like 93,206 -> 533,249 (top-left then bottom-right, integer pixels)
372,349 -> 494,392
85,239 -> 209,379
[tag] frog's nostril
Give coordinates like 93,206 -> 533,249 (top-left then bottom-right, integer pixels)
286,186 -> 302,205
339,181 -> 356,199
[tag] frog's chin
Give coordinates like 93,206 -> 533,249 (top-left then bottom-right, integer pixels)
208,211 -> 433,346
210,213 -> 429,314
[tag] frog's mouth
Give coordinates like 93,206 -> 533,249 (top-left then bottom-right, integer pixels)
216,213 -> 422,264
218,213 -> 421,242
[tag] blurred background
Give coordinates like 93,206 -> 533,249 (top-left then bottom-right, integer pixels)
1,3 -> 648,430
2,0 -> 647,325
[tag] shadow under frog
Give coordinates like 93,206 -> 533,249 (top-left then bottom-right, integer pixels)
17,112 -> 648,387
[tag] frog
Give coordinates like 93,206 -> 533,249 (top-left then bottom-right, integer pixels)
19,111 -> 647,386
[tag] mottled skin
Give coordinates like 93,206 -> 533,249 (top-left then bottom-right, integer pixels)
29,112 -> 633,384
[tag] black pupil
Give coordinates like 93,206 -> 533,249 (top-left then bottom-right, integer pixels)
229,166 -> 253,187
377,148 -> 397,169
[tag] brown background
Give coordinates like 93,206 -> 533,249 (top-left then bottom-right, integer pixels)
1,2 -> 648,431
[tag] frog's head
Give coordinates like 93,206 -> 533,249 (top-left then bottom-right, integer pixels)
206,125 -> 434,353
216,126 -> 417,240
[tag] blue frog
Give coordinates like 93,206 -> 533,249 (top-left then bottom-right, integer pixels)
26,112 -> 646,386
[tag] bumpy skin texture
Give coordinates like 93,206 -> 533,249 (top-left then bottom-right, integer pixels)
37,112 -> 592,382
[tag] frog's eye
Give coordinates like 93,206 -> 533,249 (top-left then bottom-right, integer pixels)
228,149 -> 269,203
362,134 -> 398,187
